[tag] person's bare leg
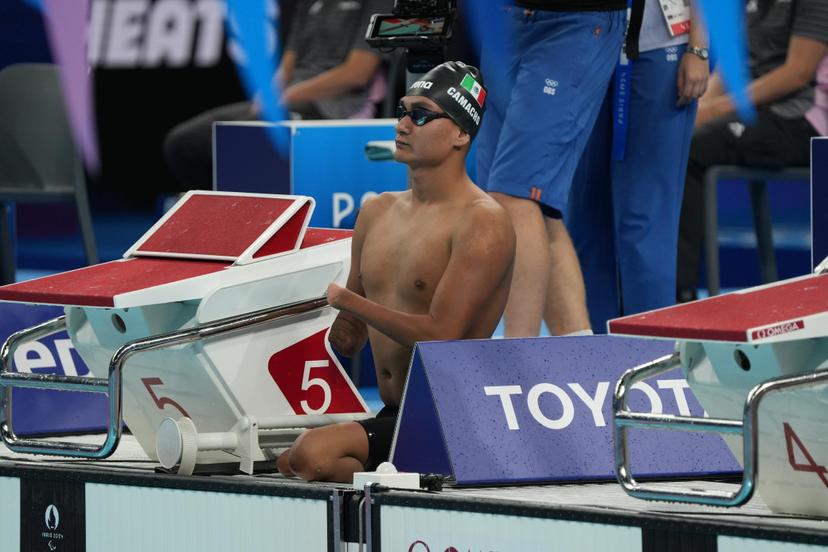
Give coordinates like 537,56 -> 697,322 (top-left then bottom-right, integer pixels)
490,192 -> 550,337
284,422 -> 369,483
276,449 -> 295,476
542,217 -> 591,335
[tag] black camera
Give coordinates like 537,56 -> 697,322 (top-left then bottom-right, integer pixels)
365,0 -> 456,73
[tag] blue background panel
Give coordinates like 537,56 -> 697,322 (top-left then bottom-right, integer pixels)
290,124 -> 408,228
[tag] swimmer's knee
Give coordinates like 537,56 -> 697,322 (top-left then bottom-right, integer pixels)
287,429 -> 333,481
276,449 -> 294,477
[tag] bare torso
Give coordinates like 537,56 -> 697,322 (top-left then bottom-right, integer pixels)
358,189 -> 511,406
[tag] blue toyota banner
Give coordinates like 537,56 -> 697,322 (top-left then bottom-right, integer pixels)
392,336 -> 741,485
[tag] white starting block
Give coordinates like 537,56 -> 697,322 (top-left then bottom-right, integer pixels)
609,267 -> 828,517
0,191 -> 370,474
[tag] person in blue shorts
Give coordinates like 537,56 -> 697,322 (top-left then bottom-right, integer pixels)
476,0 -> 627,337
566,0 -> 710,331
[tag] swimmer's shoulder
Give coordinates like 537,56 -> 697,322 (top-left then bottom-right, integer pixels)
456,193 -> 516,250
356,191 -> 408,224
467,193 -> 513,230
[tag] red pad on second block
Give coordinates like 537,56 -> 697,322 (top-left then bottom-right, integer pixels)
299,228 -> 353,248
609,274 -> 828,342
136,195 -> 299,258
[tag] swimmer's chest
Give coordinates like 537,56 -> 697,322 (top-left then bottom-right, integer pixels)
360,217 -> 453,306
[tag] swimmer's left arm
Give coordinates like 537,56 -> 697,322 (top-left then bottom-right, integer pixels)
327,204 -> 516,347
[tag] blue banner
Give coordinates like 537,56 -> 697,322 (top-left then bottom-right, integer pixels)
214,121 -> 409,229
213,123 -> 291,194
611,58 -> 632,162
611,0 -> 632,161
0,303 -> 107,436
392,336 -> 741,485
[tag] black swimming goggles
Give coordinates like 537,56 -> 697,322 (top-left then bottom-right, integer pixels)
396,104 -> 453,127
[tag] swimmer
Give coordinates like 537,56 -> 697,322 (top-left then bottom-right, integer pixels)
277,61 -> 516,482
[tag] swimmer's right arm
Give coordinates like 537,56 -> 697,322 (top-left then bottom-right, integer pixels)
327,197 -> 375,357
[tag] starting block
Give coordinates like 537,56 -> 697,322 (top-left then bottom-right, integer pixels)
0,191 -> 370,474
610,268 -> 828,517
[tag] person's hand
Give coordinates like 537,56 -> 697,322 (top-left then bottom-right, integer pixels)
694,101 -> 716,127
274,66 -> 289,92
677,52 -> 710,106
694,95 -> 734,128
281,84 -> 299,106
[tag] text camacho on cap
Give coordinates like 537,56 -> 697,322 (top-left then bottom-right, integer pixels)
405,61 -> 487,139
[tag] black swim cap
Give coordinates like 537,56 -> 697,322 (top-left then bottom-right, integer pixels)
405,61 -> 487,139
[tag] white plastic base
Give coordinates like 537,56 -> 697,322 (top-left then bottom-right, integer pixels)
352,462 -> 420,490
155,417 -> 198,475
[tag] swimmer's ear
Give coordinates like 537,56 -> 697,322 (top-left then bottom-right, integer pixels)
453,128 -> 471,150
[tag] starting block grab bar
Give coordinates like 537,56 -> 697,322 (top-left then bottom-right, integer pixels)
0,296 -> 331,460
613,352 -> 828,507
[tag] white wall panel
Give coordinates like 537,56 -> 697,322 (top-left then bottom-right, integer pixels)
381,505 -> 641,552
719,536 -> 828,552
87,484 -> 328,551
0,477 -> 20,551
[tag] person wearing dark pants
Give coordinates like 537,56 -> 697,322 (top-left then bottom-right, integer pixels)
567,0 -> 709,331
676,107 -> 818,301
676,0 -> 828,301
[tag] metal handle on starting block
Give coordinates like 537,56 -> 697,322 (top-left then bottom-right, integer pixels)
613,351 -> 828,507
0,296 -> 331,460
613,352 -> 753,506
0,315 -> 113,457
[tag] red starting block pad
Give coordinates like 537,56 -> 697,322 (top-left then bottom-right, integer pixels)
609,273 -> 828,343
126,192 -> 313,262
0,258 -> 228,308
0,191 -> 352,308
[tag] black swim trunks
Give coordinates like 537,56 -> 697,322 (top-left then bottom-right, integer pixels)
357,405 -> 399,471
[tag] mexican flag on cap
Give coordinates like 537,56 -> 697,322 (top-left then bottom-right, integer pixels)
460,74 -> 486,107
